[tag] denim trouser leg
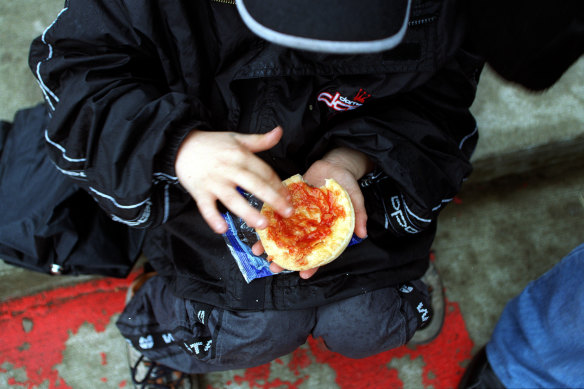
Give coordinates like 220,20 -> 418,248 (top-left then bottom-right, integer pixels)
486,243 -> 584,388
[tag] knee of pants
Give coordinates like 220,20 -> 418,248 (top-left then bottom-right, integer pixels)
214,308 -> 316,366
117,277 -> 317,372
312,288 -> 415,359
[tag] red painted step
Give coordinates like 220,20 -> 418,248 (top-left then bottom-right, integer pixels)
1,276 -> 473,388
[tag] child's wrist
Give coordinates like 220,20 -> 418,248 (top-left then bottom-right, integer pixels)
322,147 -> 374,179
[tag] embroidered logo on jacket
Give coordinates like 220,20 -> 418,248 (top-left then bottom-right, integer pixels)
317,88 -> 372,112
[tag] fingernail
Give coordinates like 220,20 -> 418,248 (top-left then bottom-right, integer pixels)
282,189 -> 291,201
284,207 -> 294,217
257,218 -> 268,229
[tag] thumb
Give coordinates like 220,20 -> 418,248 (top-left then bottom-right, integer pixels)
234,126 -> 283,153
349,189 -> 368,239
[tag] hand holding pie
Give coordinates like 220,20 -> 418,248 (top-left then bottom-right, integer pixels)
255,174 -> 355,271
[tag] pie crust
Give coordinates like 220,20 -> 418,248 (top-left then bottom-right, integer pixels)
256,174 -> 355,271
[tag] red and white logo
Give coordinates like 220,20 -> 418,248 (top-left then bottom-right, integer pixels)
317,88 -> 372,112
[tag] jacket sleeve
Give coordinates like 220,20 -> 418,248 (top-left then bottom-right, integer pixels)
28,0 -> 212,228
312,49 -> 482,237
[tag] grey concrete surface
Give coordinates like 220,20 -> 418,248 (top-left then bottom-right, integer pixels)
1,0 -> 583,388
471,62 -> 584,162
0,0 -> 62,122
435,166 -> 584,350
470,63 -> 584,183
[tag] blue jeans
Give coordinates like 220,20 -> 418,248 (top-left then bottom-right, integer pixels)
486,243 -> 584,388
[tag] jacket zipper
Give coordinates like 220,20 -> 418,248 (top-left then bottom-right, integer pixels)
408,15 -> 437,27
211,0 -> 236,4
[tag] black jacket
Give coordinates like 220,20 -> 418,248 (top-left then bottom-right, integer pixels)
0,104 -> 144,277
29,0 -> 482,310
467,0 -> 583,91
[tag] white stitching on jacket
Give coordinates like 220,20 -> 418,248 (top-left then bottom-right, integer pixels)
459,125 -> 478,150
154,172 -> 178,182
111,202 -> 152,227
401,193 -> 432,223
89,187 -> 152,227
407,124 -> 477,218
431,197 -> 453,211
36,7 -> 69,111
88,187 -> 150,209
45,129 -> 87,163
162,184 -> 170,223
34,6 -> 177,227
53,163 -> 87,179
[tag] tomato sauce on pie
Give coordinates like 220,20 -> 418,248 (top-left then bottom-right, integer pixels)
264,181 -> 346,261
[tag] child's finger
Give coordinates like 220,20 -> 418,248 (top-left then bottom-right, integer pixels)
252,241 -> 264,256
195,195 -> 228,234
236,169 -> 293,218
299,267 -> 319,279
269,262 -> 284,273
220,187 -> 268,229
348,188 -> 368,238
234,126 -> 283,153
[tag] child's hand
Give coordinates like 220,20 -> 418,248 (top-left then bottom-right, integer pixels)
252,147 -> 373,279
304,147 -> 372,240
175,126 -> 293,234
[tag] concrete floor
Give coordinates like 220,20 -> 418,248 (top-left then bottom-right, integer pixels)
434,165 -> 584,349
1,1 -> 583,388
